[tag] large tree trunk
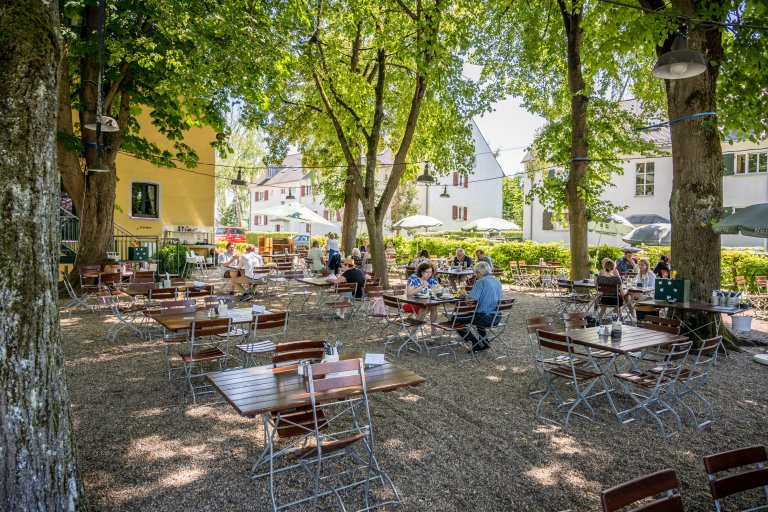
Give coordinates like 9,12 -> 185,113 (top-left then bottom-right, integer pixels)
341,172 -> 359,255
365,206 -> 388,288
559,0 -> 590,281
0,1 -> 87,509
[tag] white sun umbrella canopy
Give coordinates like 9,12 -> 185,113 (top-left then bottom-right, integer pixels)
392,215 -> 443,230
461,217 -> 521,232
250,202 -> 337,227
587,214 -> 634,236
622,223 -> 672,245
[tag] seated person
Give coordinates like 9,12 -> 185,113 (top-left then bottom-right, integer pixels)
406,262 -> 440,335
475,249 -> 493,270
597,258 -> 633,321
232,244 -> 265,300
653,255 -> 671,278
327,258 -> 370,318
410,249 -> 431,268
631,258 -> 657,321
449,248 -> 474,291
307,240 -> 325,272
615,250 -> 637,274
362,242 -> 372,273
218,243 -> 240,292
385,242 -> 397,259
455,261 -> 503,353
350,247 -> 363,267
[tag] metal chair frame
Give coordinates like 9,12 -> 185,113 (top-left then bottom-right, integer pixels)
431,298 -> 478,360
179,318 -> 232,404
535,330 -> 602,427
61,269 -> 95,316
382,296 -> 426,357
482,298 -> 516,359
236,311 -> 289,367
665,336 -> 721,430
703,445 -> 768,512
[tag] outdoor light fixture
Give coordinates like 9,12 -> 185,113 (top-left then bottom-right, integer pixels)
231,169 -> 247,186
652,26 -> 706,80
84,115 -> 120,132
415,163 -> 436,184
88,158 -> 111,173
285,188 -> 296,200
440,185 -> 450,198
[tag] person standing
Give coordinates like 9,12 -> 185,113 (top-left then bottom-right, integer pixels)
326,233 -> 340,274
456,261 -> 503,353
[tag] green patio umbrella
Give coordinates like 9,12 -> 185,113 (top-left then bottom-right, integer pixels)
712,203 -> 768,238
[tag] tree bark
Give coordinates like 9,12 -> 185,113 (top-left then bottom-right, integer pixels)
559,0 -> 591,281
0,1 -> 87,509
341,169 -> 359,255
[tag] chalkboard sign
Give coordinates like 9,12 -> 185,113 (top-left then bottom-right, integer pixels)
654,278 -> 690,303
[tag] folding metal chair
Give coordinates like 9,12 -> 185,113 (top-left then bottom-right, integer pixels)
179,317 -> 232,404
663,336 -> 721,430
361,286 -> 390,343
236,311 -> 289,367
703,445 -> 768,512
158,299 -> 197,379
600,468 -> 685,512
99,292 -> 145,343
535,330 -> 602,427
431,298 -> 478,360
323,282 -> 357,323
61,269 -> 95,316
614,341 -> 692,438
482,298 -> 516,359
628,315 -> 682,366
382,296 -> 426,357
524,316 -> 557,395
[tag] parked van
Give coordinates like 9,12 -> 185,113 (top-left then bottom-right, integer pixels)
215,226 -> 247,244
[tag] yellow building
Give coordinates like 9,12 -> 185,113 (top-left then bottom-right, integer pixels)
114,111 -> 217,241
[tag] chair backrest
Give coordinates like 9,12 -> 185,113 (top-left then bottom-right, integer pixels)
366,277 -> 381,288
129,277 -> 155,284
149,288 -> 177,300
307,358 -> 365,393
203,295 -> 235,309
159,299 -> 197,315
683,336 -> 721,386
563,312 -> 588,329
600,469 -> 684,512
703,445 -> 768,509
135,270 -> 155,280
186,285 -> 214,298
79,265 -> 101,274
334,281 -> 358,295
641,315 -> 682,335
170,277 -> 186,286
526,315 -> 556,332
253,311 -> 288,332
536,330 -> 577,355
363,285 -> 383,296
99,272 -> 121,286
449,299 -> 477,319
596,276 -> 621,296
654,341 -> 693,382
272,340 -> 326,366
284,270 -> 305,280
190,317 -> 232,339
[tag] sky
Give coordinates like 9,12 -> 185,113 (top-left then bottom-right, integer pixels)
463,63 -> 546,177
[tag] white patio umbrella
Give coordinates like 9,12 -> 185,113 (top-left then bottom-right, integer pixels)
392,215 -> 443,230
250,202 -> 337,228
588,214 -> 634,237
461,217 -> 521,232
622,223 -> 672,245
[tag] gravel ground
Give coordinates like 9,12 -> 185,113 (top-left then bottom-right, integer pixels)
61,284 -> 768,511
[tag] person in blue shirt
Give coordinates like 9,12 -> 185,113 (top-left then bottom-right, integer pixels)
615,250 -> 637,274
455,261 -> 503,353
406,262 -> 440,334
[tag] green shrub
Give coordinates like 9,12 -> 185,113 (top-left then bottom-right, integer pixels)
721,250 -> 768,290
157,243 -> 191,277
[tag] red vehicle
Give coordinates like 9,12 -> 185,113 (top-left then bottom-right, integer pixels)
215,226 -> 246,244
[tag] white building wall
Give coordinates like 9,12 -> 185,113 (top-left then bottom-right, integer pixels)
523,140 -> 768,248
416,122 -> 504,230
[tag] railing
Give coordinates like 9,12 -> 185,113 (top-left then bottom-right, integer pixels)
113,235 -> 160,262
60,207 -> 79,255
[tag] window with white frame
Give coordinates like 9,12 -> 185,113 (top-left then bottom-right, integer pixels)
635,162 -> 655,196
735,151 -> 768,174
281,188 -> 286,195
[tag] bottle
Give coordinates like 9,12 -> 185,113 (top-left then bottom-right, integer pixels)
711,290 -> 719,306
219,299 -> 228,316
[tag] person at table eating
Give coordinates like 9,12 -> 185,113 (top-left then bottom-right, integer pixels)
631,258 -> 656,321
327,258 -> 370,318
597,258 -> 633,321
232,244 -> 265,300
448,248 -> 474,290
455,261 -> 503,353
406,262 -> 440,334
410,249 -> 431,268
653,254 -> 671,278
615,250 -> 636,274
475,249 -> 493,270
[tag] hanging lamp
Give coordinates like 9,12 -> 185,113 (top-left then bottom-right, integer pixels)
231,169 -> 247,186
416,163 -> 435,184
285,188 -> 296,200
652,25 -> 706,80
439,185 -> 450,198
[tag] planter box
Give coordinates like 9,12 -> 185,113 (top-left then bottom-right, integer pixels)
654,278 -> 690,303
128,246 -> 149,261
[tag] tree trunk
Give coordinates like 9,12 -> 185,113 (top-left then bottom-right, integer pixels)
0,1 -> 87,509
365,206 -> 388,288
341,172 -> 359,255
559,0 -> 591,281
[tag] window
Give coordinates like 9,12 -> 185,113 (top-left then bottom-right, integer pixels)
253,215 -> 267,225
452,206 -> 468,220
306,223 -> 311,233
452,173 -> 469,188
635,162 -> 655,196
305,185 -> 312,196
733,151 -> 768,174
275,224 -> 281,232
281,188 -> 286,195
131,183 -> 158,218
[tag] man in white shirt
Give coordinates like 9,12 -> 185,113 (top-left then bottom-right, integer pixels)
232,244 -> 265,299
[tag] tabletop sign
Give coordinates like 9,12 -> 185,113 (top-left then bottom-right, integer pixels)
654,278 -> 690,303
128,246 -> 149,261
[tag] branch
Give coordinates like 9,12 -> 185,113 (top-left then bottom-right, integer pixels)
394,0 -> 418,21
350,21 -> 362,72
317,42 -> 371,140
278,94 -> 323,113
103,61 -> 130,113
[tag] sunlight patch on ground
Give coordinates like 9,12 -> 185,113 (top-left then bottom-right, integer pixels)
398,393 -> 422,403
383,438 -> 404,449
494,365 -> 508,371
525,463 -> 559,486
159,468 -> 205,488
548,434 -> 583,455
134,407 -> 167,418
485,375 -> 502,382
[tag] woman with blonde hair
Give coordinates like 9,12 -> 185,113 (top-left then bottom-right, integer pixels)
597,258 -> 633,321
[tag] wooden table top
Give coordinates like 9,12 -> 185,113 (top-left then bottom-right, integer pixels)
207,350 -> 426,417
383,293 -> 459,307
636,300 -> 746,315
563,325 -> 688,354
526,264 -> 564,270
571,279 -> 652,295
295,277 -> 334,287
122,281 -> 210,296
148,307 -> 263,331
